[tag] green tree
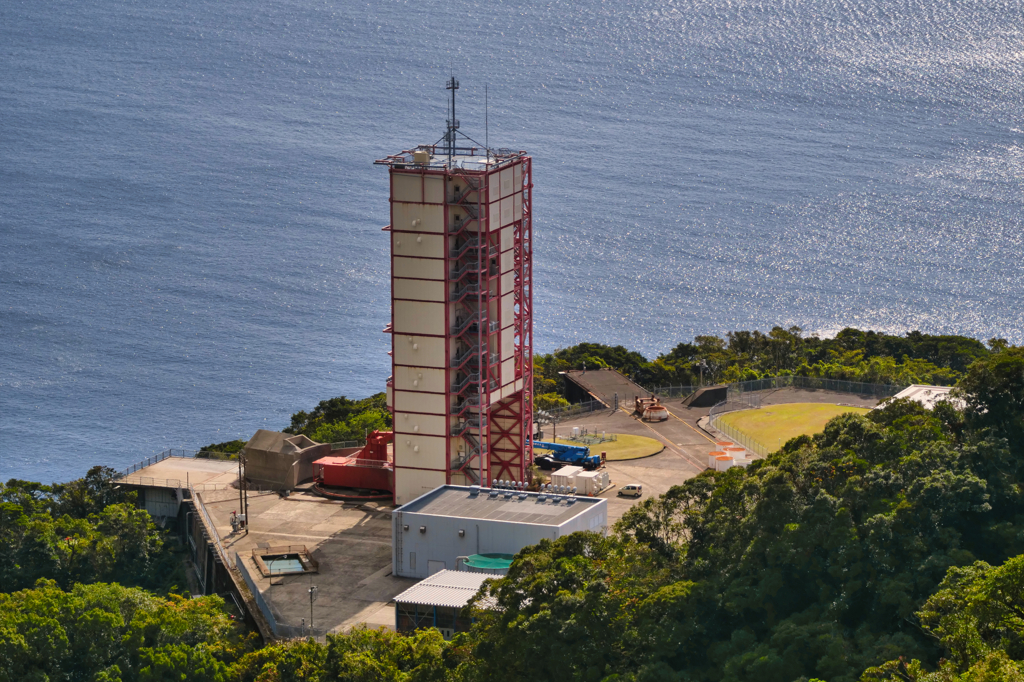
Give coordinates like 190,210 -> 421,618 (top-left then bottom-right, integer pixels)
0,581 -> 241,682
956,347 -> 1024,454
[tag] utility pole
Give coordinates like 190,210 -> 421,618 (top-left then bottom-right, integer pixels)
237,455 -> 244,530
308,582 -> 318,635
240,452 -> 249,535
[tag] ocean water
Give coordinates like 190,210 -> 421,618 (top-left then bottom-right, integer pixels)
2,0 -> 1022,483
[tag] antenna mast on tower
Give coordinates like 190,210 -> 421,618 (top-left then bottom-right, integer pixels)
445,76 -> 459,167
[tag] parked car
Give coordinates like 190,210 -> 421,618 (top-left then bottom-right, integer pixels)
617,483 -> 643,498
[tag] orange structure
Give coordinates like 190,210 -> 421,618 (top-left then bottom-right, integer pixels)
312,431 -> 395,493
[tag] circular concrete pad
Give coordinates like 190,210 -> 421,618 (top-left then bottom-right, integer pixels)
543,435 -> 664,461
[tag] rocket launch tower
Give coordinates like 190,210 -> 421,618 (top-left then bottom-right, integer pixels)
376,80 -> 534,505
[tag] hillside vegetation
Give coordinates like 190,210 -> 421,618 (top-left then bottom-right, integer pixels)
533,328 -> 998,409
3,338 -> 1023,682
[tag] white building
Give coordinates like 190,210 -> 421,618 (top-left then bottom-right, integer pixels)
888,384 -> 962,410
393,569 -> 496,638
392,484 -> 607,579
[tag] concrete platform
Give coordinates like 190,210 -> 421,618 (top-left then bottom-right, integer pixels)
562,368 -> 653,406
203,488 -> 415,638
116,457 -> 239,490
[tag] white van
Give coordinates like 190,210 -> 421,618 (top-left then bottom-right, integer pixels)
618,483 -> 643,498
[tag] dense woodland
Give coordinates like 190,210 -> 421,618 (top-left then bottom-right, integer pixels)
4,331 -> 1023,682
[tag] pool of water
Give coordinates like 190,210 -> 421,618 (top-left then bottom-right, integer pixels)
264,556 -> 304,574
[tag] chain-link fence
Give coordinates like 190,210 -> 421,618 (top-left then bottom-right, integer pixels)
646,385 -> 701,399
535,398 -> 611,424
645,376 -> 906,403
708,395 -> 771,457
704,378 -> 905,458
728,375 -> 905,399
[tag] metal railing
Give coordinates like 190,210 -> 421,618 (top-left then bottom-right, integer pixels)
252,545 -> 320,573
451,282 -> 482,303
447,215 -> 479,237
120,444 -> 257,478
118,476 -> 228,490
236,553 -> 279,637
191,487 -> 230,568
450,262 -> 498,281
451,312 -> 486,336
449,240 -> 497,261
451,417 -> 486,438
451,373 -> 499,395
120,448 -> 198,477
451,345 -> 481,369
329,440 -> 364,451
451,397 -> 482,418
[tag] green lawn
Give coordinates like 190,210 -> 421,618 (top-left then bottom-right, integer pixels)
537,434 -> 664,461
718,403 -> 870,450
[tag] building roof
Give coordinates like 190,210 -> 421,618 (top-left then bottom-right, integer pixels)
375,145 -> 527,172
396,485 -> 604,527
890,385 -> 963,410
393,569 -> 496,609
244,429 -> 318,456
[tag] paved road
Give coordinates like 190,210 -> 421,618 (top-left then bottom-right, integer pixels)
553,388 -> 883,525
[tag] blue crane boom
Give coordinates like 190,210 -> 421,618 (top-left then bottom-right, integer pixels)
533,440 -> 601,469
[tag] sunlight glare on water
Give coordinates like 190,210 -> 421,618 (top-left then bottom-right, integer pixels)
1,0 -> 1021,481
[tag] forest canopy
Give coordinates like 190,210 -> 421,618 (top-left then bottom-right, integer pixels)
533,328 -> 998,404
4,336 -> 1022,682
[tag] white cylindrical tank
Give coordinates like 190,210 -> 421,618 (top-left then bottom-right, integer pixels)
724,447 -> 746,462
708,451 -> 725,468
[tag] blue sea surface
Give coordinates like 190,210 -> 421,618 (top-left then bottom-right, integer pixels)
2,0 -> 1022,482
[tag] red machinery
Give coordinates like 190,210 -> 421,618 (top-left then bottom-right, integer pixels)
313,431 -> 395,494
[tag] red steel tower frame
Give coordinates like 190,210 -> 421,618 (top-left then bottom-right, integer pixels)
376,137 -> 533,504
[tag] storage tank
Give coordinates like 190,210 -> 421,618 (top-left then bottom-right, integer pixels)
643,404 -> 669,421
715,455 -> 733,472
715,441 -> 733,450
724,447 -> 746,460
707,451 -> 725,468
